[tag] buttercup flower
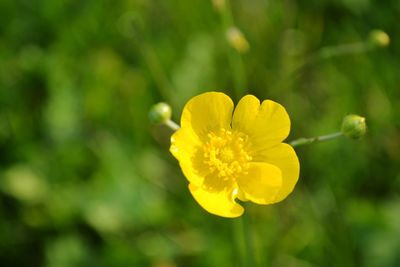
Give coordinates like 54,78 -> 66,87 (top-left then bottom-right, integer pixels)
170,92 -> 300,218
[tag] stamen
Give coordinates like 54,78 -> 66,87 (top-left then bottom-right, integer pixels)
202,129 -> 252,181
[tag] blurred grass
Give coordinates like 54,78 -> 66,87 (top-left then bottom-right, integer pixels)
0,0 -> 400,266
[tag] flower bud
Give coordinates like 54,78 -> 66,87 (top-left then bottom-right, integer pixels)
226,27 -> 250,53
369,30 -> 390,47
149,102 -> 172,124
341,115 -> 367,139
212,0 -> 226,11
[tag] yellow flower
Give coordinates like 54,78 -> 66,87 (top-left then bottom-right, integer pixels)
170,92 -> 300,218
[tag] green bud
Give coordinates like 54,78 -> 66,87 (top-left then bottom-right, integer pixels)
212,0 -> 226,11
226,27 -> 250,54
149,102 -> 172,124
341,115 -> 367,139
369,30 -> 390,47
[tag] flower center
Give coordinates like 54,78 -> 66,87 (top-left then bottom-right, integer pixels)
203,129 -> 252,180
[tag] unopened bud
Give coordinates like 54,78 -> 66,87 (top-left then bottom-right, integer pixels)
369,30 -> 390,47
226,27 -> 250,53
341,115 -> 367,139
212,0 -> 226,11
149,102 -> 172,124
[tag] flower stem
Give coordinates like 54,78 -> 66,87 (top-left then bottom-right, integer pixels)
140,43 -> 173,100
293,42 -> 372,74
220,0 -> 247,101
290,132 -> 343,148
233,211 -> 256,267
241,211 -> 256,267
121,14 -> 173,101
164,119 -> 180,131
316,42 -> 372,60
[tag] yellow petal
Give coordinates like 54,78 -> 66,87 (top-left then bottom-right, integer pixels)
237,162 -> 282,204
170,128 -> 205,186
232,95 -> 290,149
188,183 -> 244,218
252,143 -> 300,202
181,92 -> 234,142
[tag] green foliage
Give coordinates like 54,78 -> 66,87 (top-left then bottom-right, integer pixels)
0,0 -> 399,266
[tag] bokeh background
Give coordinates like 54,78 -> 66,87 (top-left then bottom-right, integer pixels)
1,0 -> 399,266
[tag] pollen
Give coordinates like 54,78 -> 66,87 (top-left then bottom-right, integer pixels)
203,128 -> 252,180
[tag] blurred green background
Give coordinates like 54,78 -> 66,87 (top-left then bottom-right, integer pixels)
1,0 -> 399,266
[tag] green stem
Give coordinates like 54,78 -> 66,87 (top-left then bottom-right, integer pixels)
242,211 -> 256,267
220,0 -> 247,101
233,212 -> 255,267
141,44 -> 173,100
123,15 -> 172,101
294,42 -> 372,74
317,42 -> 372,59
290,132 -> 343,148
164,119 -> 180,131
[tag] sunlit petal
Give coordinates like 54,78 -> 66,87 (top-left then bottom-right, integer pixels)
252,143 -> 300,202
170,128 -> 204,186
232,95 -> 290,149
189,183 -> 244,218
237,162 -> 282,204
181,92 -> 234,142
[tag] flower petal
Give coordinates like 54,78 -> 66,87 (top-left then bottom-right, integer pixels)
232,95 -> 290,149
188,183 -> 244,218
237,162 -> 282,204
170,128 -> 204,186
181,92 -> 234,141
253,143 -> 300,202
